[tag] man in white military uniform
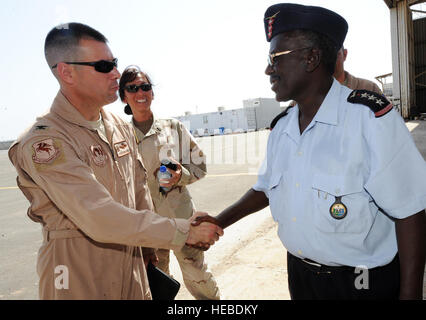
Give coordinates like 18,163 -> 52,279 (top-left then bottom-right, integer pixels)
193,3 -> 426,300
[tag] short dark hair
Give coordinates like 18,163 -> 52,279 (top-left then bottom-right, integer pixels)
44,22 -> 108,69
119,65 -> 154,115
285,29 -> 339,75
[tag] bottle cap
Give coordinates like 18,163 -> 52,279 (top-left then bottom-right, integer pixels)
159,165 -> 167,173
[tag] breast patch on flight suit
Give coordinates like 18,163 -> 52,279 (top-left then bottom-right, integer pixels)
90,145 -> 108,167
114,141 -> 130,158
347,90 -> 392,118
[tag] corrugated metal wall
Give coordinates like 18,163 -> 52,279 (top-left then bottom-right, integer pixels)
414,16 -> 426,113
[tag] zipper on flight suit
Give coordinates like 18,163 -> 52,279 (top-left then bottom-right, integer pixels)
96,126 -> 133,297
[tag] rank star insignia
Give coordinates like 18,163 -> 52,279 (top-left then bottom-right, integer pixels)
375,99 -> 385,106
347,89 -> 393,118
34,125 -> 49,130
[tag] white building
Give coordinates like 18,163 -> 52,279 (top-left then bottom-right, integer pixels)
382,0 -> 426,118
175,98 -> 282,136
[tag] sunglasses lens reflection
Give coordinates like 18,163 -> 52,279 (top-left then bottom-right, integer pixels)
125,84 -> 152,93
94,59 -> 117,73
127,85 -> 138,93
95,61 -> 112,73
141,84 -> 152,91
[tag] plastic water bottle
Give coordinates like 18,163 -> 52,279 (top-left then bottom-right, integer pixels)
160,159 -> 177,171
157,165 -> 172,194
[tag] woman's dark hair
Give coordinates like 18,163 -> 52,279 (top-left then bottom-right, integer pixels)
119,65 -> 154,115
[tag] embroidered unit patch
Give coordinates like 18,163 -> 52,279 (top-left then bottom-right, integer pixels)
32,138 -> 60,164
90,145 -> 108,167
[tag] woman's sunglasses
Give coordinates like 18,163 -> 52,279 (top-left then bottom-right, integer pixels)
51,58 -> 118,73
124,83 -> 152,93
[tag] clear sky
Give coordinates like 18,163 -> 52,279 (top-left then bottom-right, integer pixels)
0,0 -> 393,141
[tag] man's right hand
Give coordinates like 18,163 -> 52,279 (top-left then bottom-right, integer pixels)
186,212 -> 223,250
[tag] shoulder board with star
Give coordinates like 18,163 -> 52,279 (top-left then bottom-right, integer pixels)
270,106 -> 294,130
347,90 -> 393,118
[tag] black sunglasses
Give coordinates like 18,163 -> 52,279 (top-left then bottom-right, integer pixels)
51,58 -> 118,73
124,83 -> 152,93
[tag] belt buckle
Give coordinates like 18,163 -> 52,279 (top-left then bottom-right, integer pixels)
302,258 -> 332,274
302,258 -> 322,268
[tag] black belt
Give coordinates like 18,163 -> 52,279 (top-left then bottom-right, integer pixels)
290,252 -> 398,274
300,257 -> 355,273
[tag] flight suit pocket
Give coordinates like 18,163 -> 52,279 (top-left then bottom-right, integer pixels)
312,173 -> 372,233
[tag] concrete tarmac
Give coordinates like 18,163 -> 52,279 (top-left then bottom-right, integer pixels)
0,130 -> 271,299
1,120 -> 425,300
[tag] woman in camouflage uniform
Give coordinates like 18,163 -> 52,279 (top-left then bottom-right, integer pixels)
119,65 -> 220,300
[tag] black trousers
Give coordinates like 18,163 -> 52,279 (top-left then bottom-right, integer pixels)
287,252 -> 400,300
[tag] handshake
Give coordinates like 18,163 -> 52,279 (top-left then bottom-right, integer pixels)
185,212 -> 223,251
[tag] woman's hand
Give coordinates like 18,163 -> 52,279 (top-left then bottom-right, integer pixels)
158,159 -> 182,188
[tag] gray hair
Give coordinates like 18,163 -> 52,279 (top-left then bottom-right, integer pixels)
44,22 -> 108,71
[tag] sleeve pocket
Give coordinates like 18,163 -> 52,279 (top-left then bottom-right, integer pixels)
267,172 -> 285,222
268,172 -> 282,190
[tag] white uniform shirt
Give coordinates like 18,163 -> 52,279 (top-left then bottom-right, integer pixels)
253,79 -> 426,268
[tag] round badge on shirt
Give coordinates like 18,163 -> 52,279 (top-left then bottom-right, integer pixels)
329,196 -> 347,220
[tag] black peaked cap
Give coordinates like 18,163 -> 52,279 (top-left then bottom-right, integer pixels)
264,3 -> 348,47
